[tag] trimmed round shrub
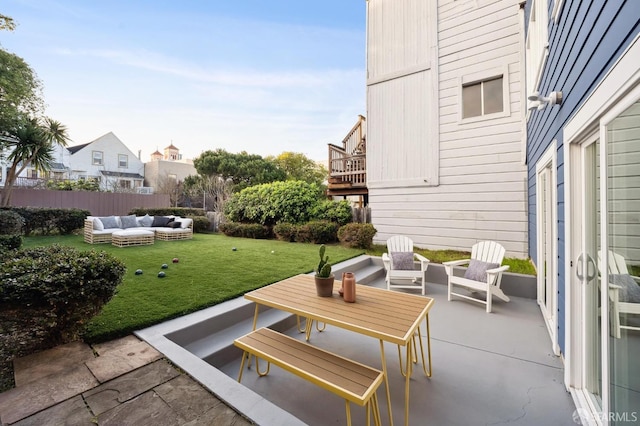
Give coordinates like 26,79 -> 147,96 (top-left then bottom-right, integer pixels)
189,216 -> 210,233
337,223 -> 378,249
0,235 -> 22,252
219,222 -> 242,237
0,210 -> 24,235
296,221 -> 339,244
219,222 -> 271,239
0,245 -> 126,344
273,223 -> 297,242
311,200 -> 353,226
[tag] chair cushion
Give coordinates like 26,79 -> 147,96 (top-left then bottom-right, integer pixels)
464,259 -> 500,282
168,221 -> 182,229
120,215 -> 138,229
390,252 -> 415,270
99,216 -> 120,229
92,217 -> 104,231
610,274 -> 640,303
151,216 -> 173,227
139,214 -> 153,227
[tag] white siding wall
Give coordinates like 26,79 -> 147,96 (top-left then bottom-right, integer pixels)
367,0 -> 528,258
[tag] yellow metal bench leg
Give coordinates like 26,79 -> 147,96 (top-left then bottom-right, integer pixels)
255,357 -> 270,377
345,400 -> 352,426
237,351 -> 248,382
372,393 -> 382,426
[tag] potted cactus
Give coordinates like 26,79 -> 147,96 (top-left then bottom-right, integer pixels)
314,244 -> 334,297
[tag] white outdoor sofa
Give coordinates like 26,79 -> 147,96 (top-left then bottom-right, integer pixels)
84,214 -> 193,244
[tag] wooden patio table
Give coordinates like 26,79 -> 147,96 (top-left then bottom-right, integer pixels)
244,274 -> 435,426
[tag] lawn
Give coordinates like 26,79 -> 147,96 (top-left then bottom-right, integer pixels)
21,234 -> 536,343
21,234 -> 366,343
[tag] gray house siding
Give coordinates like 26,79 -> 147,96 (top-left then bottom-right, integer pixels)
526,0 -> 640,353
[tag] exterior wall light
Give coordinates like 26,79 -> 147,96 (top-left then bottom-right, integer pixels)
528,91 -> 563,111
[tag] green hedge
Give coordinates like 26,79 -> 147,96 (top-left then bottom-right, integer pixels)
1,207 -> 89,236
337,223 -> 377,249
0,245 -> 125,345
219,222 -> 271,239
129,207 -> 205,217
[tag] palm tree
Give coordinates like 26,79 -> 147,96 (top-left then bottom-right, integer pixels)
0,117 -> 70,207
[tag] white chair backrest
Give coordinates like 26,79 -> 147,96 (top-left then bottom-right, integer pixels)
471,241 -> 506,264
387,236 -> 414,253
598,250 -> 630,275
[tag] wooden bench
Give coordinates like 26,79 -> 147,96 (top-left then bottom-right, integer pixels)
234,327 -> 383,426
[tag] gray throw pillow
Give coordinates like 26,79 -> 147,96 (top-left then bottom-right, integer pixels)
390,252 -> 415,270
99,216 -> 120,229
139,214 -> 153,227
610,274 -> 640,303
464,259 -> 500,282
92,217 -> 104,231
120,215 -> 138,229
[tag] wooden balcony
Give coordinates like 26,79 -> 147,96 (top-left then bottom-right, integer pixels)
327,115 -> 368,198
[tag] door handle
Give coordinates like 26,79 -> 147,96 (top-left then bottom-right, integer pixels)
586,254 -> 597,281
576,253 -> 584,281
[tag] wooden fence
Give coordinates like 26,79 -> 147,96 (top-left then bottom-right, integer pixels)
5,189 -> 170,216
351,207 -> 371,224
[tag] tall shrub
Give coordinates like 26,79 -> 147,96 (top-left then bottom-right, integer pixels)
224,180 -> 322,225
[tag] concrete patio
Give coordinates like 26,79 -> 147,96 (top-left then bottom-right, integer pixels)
138,256 -> 578,425
0,255 -> 579,425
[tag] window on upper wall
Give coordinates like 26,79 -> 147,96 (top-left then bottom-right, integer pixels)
92,151 -> 103,166
526,0 -> 549,96
118,154 -> 128,168
29,169 -> 38,179
462,76 -> 504,119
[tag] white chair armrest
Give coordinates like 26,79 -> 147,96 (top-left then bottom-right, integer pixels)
382,253 -> 391,271
443,259 -> 470,276
413,253 -> 430,265
631,275 -> 640,284
486,265 -> 510,275
443,259 -> 471,267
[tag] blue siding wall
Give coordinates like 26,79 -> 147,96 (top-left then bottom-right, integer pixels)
526,0 -> 640,354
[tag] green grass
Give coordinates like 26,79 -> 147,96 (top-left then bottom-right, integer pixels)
365,244 -> 537,276
22,234 -> 365,343
21,235 -> 536,343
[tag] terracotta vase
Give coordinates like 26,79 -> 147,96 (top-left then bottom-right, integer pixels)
342,272 -> 356,303
314,275 -> 335,297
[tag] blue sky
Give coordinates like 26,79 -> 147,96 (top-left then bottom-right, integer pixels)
1,1 -> 366,161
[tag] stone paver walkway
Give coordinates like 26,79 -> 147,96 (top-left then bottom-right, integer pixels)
0,336 -> 252,425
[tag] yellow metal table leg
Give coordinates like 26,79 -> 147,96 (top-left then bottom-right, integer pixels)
379,340 -> 394,426
404,337 -> 413,426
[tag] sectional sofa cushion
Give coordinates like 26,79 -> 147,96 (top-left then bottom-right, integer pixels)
92,217 -> 105,231
120,215 -> 139,229
151,216 -> 173,227
139,214 -> 153,227
100,216 -> 120,229
173,218 -> 193,229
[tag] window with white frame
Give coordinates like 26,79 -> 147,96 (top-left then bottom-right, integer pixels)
29,169 -> 38,179
92,151 -> 103,166
526,0 -> 549,96
118,154 -> 128,168
462,76 -> 504,119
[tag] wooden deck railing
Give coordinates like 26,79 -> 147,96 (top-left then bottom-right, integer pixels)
327,115 -> 367,192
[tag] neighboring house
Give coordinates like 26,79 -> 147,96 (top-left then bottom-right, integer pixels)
525,0 -> 639,422
67,132 -> 145,192
144,144 -> 197,194
362,0 -> 529,258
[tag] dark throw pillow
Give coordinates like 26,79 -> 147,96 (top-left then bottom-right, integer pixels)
464,259 -> 500,282
169,221 -> 182,229
390,252 -> 415,270
151,216 -> 173,227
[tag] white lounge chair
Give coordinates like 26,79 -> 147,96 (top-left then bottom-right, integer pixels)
444,241 -> 510,313
381,236 -> 430,295
598,250 -> 640,338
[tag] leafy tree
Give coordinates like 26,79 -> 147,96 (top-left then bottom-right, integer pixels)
193,149 -> 286,192
0,48 -> 44,136
1,117 -> 70,207
0,14 -> 16,32
267,151 -> 327,186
